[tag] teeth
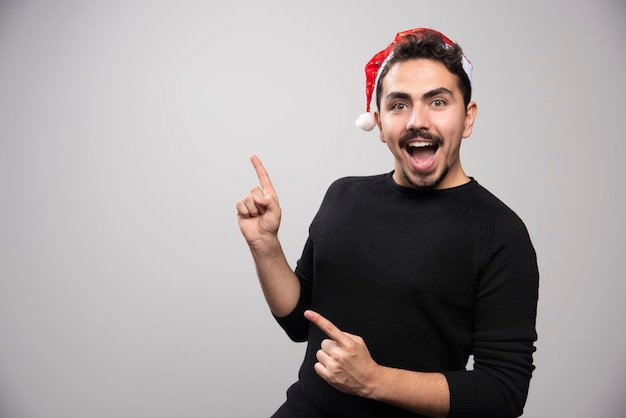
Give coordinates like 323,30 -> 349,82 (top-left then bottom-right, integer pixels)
408,142 -> 434,148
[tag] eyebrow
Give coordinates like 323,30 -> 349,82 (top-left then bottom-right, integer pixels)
422,87 -> 454,100
385,87 -> 455,103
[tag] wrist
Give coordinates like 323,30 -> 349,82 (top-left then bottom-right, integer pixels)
360,364 -> 387,400
249,235 -> 284,259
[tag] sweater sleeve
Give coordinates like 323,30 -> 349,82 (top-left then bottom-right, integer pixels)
272,236 -> 315,342
272,180 -> 340,342
443,213 -> 539,418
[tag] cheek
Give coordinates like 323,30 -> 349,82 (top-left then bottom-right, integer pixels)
378,117 -> 402,143
434,115 -> 465,141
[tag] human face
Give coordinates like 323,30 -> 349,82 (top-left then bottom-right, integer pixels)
375,58 -> 477,190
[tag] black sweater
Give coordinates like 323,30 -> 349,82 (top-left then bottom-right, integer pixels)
274,173 -> 539,418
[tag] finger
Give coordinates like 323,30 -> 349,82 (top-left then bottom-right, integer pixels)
304,310 -> 351,348
320,338 -> 337,352
316,347 -> 333,364
313,361 -> 331,382
235,199 -> 250,217
251,186 -> 274,216
250,154 -> 276,194
237,192 -> 264,217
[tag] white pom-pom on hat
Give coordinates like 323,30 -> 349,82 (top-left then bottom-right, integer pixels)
355,112 -> 377,131
355,27 -> 472,132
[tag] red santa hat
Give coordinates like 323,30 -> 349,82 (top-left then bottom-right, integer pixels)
355,28 -> 473,131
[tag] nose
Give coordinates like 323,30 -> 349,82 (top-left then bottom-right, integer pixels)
406,105 -> 429,131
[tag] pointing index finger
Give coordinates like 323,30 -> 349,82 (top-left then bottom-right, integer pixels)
305,310 -> 350,347
250,154 -> 275,193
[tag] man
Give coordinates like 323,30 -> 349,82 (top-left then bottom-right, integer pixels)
236,28 -> 539,418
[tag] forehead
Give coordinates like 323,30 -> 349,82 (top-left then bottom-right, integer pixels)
382,58 -> 460,95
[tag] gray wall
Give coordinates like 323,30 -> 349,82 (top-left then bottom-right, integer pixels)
1,0 -> 624,417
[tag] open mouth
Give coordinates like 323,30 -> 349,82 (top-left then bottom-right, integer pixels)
406,141 -> 439,167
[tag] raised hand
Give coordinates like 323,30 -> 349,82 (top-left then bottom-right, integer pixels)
236,155 -> 282,249
305,310 -> 379,397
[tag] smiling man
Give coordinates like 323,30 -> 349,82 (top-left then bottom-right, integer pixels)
237,28 -> 539,418
379,58 -> 476,190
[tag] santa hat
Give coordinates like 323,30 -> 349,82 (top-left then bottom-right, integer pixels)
355,28 -> 473,131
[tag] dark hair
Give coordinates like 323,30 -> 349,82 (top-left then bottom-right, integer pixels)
375,30 -> 472,109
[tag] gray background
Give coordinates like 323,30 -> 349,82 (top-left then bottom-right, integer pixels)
1,0 -> 624,417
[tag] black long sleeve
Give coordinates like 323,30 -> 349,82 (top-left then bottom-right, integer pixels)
274,173 -> 539,417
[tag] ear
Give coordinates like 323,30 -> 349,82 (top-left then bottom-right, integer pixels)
462,101 -> 478,139
374,110 -> 386,143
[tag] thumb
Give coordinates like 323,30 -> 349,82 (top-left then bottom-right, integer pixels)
255,189 -> 280,212
252,191 -> 281,223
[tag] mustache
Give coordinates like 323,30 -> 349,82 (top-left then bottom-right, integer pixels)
399,129 -> 443,148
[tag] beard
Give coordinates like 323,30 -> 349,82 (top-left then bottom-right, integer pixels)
401,165 -> 449,190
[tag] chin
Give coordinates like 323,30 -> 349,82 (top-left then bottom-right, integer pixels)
402,168 -> 447,190
404,173 -> 441,190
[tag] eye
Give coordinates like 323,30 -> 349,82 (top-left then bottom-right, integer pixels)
391,102 -> 408,111
431,98 -> 446,108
